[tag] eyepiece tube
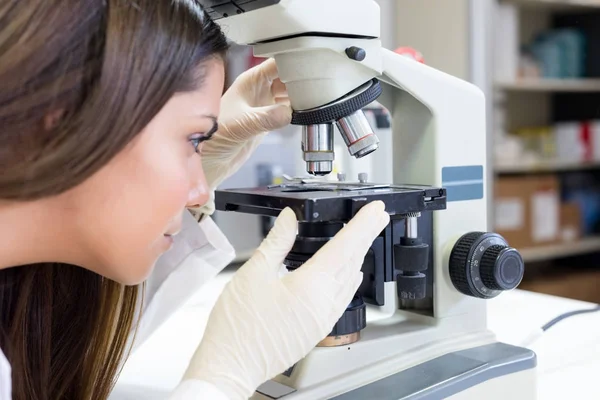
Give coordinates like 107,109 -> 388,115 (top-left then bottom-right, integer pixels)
302,124 -> 334,176
335,110 -> 380,158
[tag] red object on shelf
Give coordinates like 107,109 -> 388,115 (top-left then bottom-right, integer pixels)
247,52 -> 266,69
394,47 -> 425,64
581,121 -> 593,162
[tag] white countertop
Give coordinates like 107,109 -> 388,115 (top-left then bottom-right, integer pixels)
112,271 -> 600,400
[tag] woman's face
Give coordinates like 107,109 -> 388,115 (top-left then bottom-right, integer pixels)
64,59 -> 225,285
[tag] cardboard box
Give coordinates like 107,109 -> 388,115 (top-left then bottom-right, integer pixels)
494,175 -> 561,249
560,202 -> 582,243
529,175 -> 561,246
494,177 -> 531,248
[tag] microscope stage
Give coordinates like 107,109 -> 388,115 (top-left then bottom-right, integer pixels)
215,182 -> 446,222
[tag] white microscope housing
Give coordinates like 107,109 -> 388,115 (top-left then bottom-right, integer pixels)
204,1 -> 538,399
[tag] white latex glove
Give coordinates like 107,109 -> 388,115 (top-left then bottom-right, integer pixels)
182,201 -> 390,399
196,58 -> 291,215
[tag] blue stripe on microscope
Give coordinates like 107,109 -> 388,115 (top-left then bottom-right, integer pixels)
445,183 -> 484,202
442,166 -> 484,202
442,165 -> 483,182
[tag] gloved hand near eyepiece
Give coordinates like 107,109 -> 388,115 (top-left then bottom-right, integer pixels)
180,201 -> 390,400
196,58 -> 291,216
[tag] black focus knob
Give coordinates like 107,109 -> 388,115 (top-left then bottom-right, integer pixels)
480,244 -> 524,291
449,232 -> 525,299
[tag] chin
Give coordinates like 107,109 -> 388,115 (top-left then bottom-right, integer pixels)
108,260 -> 157,286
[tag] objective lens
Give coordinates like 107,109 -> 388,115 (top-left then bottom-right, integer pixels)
302,124 -> 334,176
335,110 -> 380,158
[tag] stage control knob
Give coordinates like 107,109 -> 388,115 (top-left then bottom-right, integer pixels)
449,232 -> 524,299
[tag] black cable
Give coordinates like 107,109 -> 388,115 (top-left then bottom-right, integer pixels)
541,305 -> 600,332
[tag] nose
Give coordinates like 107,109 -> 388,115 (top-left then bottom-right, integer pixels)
186,157 -> 210,209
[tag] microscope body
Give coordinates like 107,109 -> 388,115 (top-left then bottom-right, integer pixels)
205,1 -> 538,399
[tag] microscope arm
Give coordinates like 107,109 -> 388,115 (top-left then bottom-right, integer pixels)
377,48 -> 489,320
377,48 -> 486,186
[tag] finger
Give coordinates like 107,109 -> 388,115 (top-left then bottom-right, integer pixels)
322,266 -> 363,305
335,271 -> 363,310
285,263 -> 345,303
330,245 -> 370,284
255,104 -> 292,131
271,78 -> 288,98
253,207 -> 298,276
327,271 -> 363,323
307,201 -> 389,274
330,201 -> 389,250
257,58 -> 279,81
275,97 -> 290,106
352,271 -> 364,294
284,265 -> 359,326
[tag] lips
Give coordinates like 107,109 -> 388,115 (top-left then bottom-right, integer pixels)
163,216 -> 183,240
163,225 -> 180,237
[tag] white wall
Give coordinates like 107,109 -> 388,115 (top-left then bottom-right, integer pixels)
393,0 -> 471,80
374,0 -> 397,50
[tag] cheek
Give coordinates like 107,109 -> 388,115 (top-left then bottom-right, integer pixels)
144,156 -> 191,217
73,147 -> 192,282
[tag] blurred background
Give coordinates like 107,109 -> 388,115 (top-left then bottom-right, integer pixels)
213,0 -> 600,304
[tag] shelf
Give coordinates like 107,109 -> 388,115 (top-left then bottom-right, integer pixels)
496,160 -> 600,173
503,0 -> 600,10
520,236 -> 600,262
496,79 -> 600,92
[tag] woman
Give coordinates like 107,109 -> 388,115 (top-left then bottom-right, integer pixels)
0,1 -> 389,399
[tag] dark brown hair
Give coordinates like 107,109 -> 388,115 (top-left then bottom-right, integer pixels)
0,1 -> 228,399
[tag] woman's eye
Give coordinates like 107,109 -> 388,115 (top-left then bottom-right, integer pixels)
189,135 -> 206,153
189,123 -> 218,154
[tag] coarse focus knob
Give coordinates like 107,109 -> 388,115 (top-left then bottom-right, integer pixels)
449,232 -> 525,299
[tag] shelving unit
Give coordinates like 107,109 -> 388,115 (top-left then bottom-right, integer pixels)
520,236 -> 600,262
496,78 -> 600,92
502,0 -> 600,11
492,0 -> 600,267
496,159 -> 600,173
385,1 -> 599,301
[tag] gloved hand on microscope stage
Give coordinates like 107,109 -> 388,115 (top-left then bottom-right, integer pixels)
177,201 -> 390,400
194,58 -> 291,216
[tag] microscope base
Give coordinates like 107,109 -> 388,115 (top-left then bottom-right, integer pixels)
252,317 -> 537,400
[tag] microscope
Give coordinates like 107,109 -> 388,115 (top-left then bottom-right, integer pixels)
202,1 -> 538,399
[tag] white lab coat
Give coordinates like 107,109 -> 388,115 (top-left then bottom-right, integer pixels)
0,211 -> 236,400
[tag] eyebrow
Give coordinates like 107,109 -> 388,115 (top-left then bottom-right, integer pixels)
198,114 -> 218,122
192,114 -> 218,134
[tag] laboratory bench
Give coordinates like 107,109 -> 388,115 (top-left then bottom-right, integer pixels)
111,270 -> 600,400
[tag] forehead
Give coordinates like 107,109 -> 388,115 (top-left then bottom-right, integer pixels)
170,58 -> 225,112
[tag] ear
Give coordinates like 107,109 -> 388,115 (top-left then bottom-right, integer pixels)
44,109 -> 65,131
